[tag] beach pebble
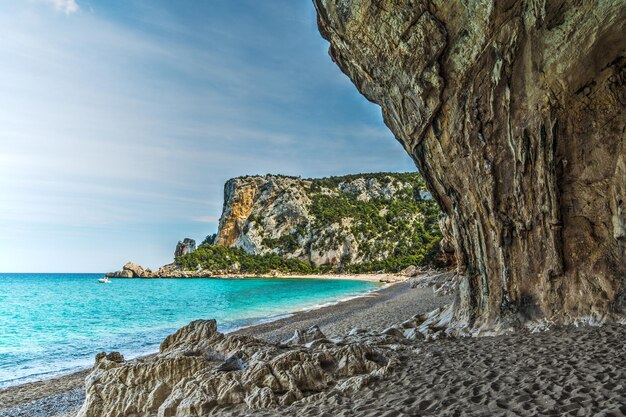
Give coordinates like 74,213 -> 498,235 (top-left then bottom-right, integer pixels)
0,388 -> 84,417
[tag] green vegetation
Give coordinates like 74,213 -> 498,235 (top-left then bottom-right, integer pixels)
308,172 -> 415,190
177,244 -> 320,274
261,234 -> 299,254
309,172 -> 441,271
177,172 -> 446,274
201,233 -> 217,246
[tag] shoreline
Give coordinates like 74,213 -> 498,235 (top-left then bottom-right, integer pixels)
3,279 -> 626,417
0,275 -> 391,391
0,279 -> 441,415
107,271 -> 410,283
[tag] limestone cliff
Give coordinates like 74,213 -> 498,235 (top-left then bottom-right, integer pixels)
314,0 -> 626,331
174,238 -> 196,259
214,173 -> 440,268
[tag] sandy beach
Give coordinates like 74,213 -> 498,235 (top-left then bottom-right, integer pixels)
0,279 -> 447,417
245,321 -> 626,417
106,271 -> 409,283
2,278 -> 626,417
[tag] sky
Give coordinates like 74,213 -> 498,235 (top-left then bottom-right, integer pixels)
0,0 -> 416,272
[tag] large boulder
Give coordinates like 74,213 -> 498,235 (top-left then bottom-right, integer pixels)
104,269 -> 133,278
105,261 -> 145,278
122,261 -> 144,277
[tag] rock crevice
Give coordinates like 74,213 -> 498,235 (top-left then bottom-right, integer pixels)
77,319 -> 413,417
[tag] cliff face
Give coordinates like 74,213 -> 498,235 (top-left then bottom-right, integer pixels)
174,238 -> 196,258
314,0 -> 626,331
214,173 -> 439,268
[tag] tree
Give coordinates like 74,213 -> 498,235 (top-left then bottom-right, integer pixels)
201,233 -> 217,247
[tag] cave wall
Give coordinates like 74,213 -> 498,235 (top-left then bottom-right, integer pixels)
314,0 -> 626,331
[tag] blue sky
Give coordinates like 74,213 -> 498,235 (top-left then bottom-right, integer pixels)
0,0 -> 415,272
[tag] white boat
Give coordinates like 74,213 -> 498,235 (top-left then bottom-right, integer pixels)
98,277 -> 112,284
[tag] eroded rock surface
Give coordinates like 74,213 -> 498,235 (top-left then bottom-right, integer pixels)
106,261 -> 144,278
214,173 -> 438,268
174,238 -> 196,258
409,271 -> 457,297
314,0 -> 626,331
77,319 -> 423,417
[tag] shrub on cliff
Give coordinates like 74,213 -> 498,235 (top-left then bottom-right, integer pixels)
177,172 -> 448,274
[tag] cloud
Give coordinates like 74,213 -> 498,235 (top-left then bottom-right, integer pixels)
0,1 -> 415,272
48,0 -> 79,14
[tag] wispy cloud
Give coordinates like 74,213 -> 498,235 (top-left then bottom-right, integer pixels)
0,1 -> 414,272
47,0 -> 79,14
193,216 -> 220,224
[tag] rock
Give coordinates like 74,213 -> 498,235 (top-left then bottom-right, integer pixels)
105,261 -> 192,279
216,354 -> 247,372
408,272 -> 456,296
400,319 -> 417,329
426,331 -> 446,342
105,262 -> 145,278
282,325 -> 326,345
104,352 -> 124,363
121,261 -> 144,277
77,320 -> 398,417
104,269 -> 132,278
314,0 -> 626,329
92,352 -> 125,371
174,238 -> 196,258
245,387 -> 278,409
213,173 -> 439,268
402,328 -> 424,341
399,265 -> 416,276
381,326 -> 404,338
335,374 -> 375,394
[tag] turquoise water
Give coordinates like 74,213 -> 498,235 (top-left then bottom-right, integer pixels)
0,273 -> 377,388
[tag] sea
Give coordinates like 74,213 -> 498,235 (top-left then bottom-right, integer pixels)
0,273 -> 378,388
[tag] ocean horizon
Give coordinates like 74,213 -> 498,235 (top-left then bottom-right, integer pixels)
0,273 -> 378,388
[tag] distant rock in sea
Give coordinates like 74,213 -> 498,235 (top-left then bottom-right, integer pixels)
105,261 -> 144,278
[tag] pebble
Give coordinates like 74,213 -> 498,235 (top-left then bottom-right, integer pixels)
0,388 -> 84,417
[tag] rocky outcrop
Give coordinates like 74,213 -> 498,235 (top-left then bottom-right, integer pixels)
106,239 -> 196,278
77,319 -> 406,417
214,173 -> 439,268
174,238 -> 196,258
408,271 -> 457,297
105,261 -> 144,278
314,0 -> 626,331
